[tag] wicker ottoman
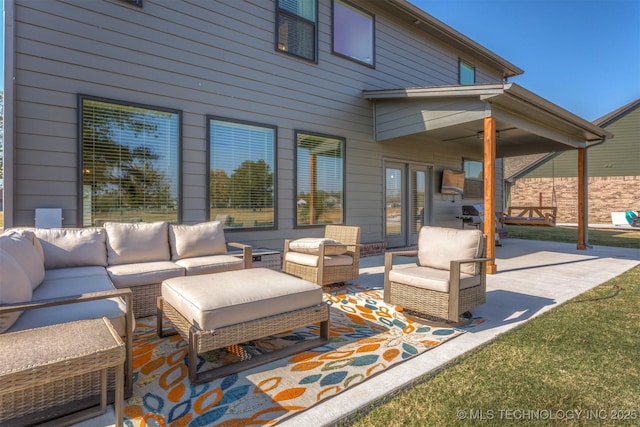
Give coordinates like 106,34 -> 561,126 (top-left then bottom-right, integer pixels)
157,268 -> 329,384
0,317 -> 125,426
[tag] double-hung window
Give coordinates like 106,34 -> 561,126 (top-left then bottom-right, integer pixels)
208,118 -> 276,230
80,96 -> 181,226
333,0 -> 375,67
296,132 -> 345,226
276,0 -> 318,62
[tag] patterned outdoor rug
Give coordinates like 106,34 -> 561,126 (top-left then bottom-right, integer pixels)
123,285 -> 483,426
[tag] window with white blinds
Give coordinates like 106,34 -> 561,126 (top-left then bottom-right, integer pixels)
276,0 -> 317,61
296,132 -> 345,226
208,118 -> 276,229
80,96 -> 180,226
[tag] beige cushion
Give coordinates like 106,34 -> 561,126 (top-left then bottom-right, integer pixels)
289,238 -> 348,255
389,265 -> 481,293
169,221 -> 227,260
417,226 -> 483,275
161,268 -> 323,330
0,231 -> 45,290
8,270 -> 130,337
105,221 -> 170,265
175,254 -> 244,275
34,227 -> 107,269
44,266 -> 110,281
0,248 -> 33,333
284,251 -> 354,267
107,261 -> 185,288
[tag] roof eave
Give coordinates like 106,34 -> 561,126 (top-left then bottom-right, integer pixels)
363,83 -> 613,142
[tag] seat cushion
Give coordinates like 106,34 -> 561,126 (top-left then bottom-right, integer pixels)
34,227 -> 107,269
105,221 -> 170,265
389,265 -> 480,293
162,268 -> 323,330
0,248 -> 33,333
175,254 -> 244,276
7,269 -> 130,337
169,221 -> 227,260
0,230 -> 45,290
289,238 -> 348,255
44,266 -> 110,281
417,226 -> 483,275
285,251 -> 353,267
107,261 -> 185,288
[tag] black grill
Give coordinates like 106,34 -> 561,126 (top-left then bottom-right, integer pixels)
462,204 -> 483,216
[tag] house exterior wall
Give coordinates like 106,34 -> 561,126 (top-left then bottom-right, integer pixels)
7,0 -> 505,247
511,102 -> 640,224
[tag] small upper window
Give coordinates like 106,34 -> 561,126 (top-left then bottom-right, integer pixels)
333,0 -> 375,67
276,0 -> 317,62
459,60 -> 475,85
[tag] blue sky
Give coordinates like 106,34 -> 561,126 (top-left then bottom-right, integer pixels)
1,1 -> 638,122
409,0 -> 640,121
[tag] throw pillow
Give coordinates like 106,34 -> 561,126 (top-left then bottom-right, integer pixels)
105,221 -> 170,265
0,230 -> 45,290
0,248 -> 33,333
169,221 -> 227,260
34,227 -> 107,269
289,238 -> 348,256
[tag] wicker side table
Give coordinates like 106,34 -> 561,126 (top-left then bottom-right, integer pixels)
0,317 -> 125,427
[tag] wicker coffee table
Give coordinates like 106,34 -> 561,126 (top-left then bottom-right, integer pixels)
0,317 -> 125,426
157,268 -> 329,384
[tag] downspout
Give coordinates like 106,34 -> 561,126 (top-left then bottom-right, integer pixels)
3,0 -> 15,228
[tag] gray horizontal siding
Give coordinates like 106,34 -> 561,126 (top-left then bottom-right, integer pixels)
12,0 -> 506,244
523,104 -> 640,179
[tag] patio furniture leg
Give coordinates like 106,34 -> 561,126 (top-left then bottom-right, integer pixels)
188,320 -> 330,385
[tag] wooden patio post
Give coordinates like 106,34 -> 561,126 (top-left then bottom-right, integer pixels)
483,117 -> 497,274
577,148 -> 587,250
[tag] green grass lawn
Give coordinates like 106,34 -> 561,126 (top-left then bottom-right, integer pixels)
505,225 -> 640,249
347,229 -> 640,426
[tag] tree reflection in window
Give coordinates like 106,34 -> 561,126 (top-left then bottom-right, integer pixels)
80,96 -> 180,226
208,118 -> 276,229
296,132 -> 345,226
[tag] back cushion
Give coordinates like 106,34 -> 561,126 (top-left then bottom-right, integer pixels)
169,221 -> 227,260
0,248 -> 33,333
34,228 -> 108,269
417,226 -> 483,275
105,221 -> 170,265
0,231 -> 45,290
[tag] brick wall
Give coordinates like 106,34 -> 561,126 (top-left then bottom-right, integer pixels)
510,176 -> 640,223
360,242 -> 387,257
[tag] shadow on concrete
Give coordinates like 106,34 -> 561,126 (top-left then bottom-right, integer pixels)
471,289 -> 556,332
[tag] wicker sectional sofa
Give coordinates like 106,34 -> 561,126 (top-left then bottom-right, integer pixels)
0,220 -> 251,423
1,220 -> 252,322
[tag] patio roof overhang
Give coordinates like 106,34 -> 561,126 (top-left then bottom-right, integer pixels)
363,83 -> 614,272
362,83 -> 613,158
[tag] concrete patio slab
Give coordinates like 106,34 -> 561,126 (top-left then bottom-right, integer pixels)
76,238 -> 640,427
281,238 -> 640,426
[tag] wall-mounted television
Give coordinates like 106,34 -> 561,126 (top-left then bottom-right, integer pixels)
441,169 -> 465,195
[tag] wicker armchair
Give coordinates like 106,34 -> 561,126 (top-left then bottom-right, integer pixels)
283,225 -> 360,286
384,226 -> 493,322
